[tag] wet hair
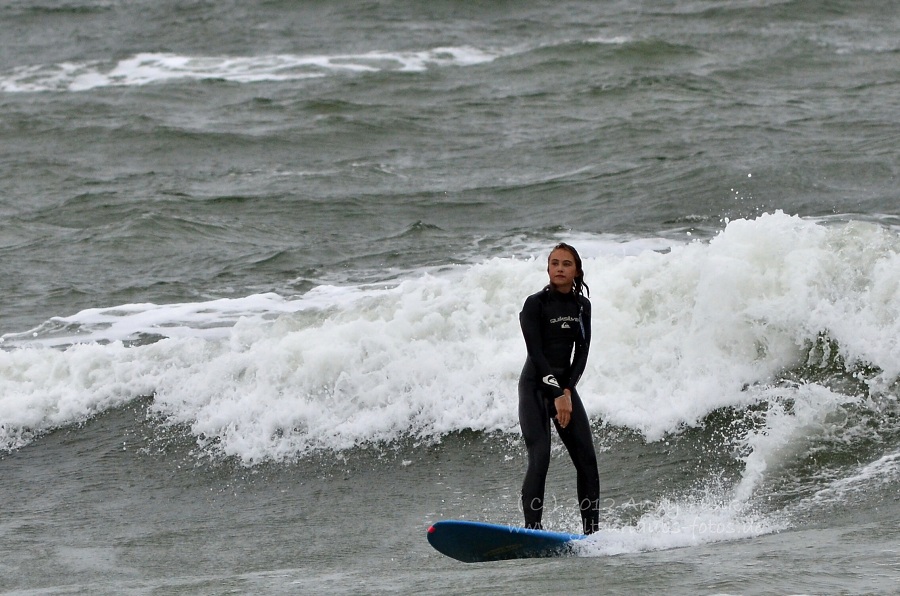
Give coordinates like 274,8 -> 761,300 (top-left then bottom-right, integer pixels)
547,242 -> 590,297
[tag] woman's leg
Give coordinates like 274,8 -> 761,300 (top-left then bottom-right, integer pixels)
555,389 -> 600,534
519,375 -> 552,529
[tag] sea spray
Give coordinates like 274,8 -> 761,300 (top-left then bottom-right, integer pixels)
582,212 -> 900,438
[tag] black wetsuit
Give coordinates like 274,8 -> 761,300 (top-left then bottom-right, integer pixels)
518,286 -> 600,534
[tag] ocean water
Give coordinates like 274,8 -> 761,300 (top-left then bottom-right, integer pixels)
1,1 -> 899,594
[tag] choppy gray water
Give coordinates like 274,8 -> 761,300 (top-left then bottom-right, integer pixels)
1,1 -> 899,594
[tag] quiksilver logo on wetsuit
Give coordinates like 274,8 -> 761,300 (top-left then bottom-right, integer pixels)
542,375 -> 560,388
550,316 -> 579,325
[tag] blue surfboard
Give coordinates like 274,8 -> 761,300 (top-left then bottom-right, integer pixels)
427,520 -> 585,562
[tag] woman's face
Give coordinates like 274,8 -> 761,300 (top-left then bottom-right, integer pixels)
547,248 -> 578,292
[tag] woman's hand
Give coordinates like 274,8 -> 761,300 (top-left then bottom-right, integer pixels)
555,390 -> 573,428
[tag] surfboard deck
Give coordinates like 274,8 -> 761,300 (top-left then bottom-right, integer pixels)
427,519 -> 585,563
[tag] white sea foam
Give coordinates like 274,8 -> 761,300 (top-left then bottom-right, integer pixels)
0,47 -> 499,93
1,212 -> 899,472
576,494 -> 784,557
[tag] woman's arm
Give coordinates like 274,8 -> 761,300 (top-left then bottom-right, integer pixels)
567,297 -> 591,391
